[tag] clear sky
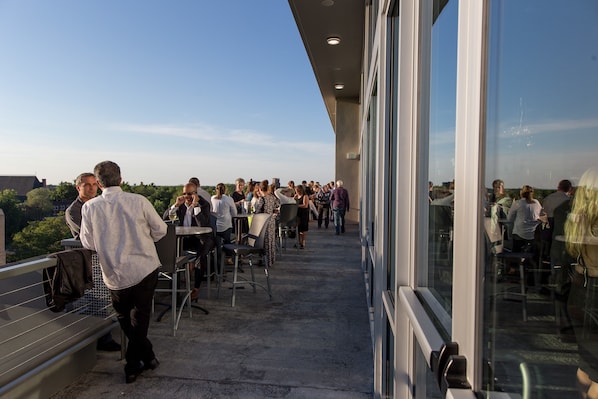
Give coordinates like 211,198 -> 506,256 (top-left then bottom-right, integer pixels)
428,0 -> 598,190
0,0 -> 335,186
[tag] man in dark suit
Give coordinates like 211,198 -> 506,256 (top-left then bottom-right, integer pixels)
163,182 -> 214,300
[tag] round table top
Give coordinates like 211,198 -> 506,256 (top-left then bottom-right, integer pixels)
175,226 -> 212,236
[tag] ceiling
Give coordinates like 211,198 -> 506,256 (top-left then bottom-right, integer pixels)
288,0 -> 364,132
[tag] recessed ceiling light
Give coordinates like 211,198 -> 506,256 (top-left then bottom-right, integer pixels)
334,84 -> 344,90
321,0 -> 334,6
326,37 -> 341,46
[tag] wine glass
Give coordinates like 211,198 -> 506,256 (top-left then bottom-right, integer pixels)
168,209 -> 178,224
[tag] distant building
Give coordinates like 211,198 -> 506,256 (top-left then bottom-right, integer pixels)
0,176 -> 46,201
53,200 -> 71,215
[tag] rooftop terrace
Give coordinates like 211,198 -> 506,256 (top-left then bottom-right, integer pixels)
49,221 -> 373,399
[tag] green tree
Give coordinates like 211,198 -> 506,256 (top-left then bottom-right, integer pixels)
50,181 -> 78,201
23,187 -> 54,221
131,182 -> 157,198
10,214 -> 72,261
0,189 -> 25,242
150,186 -> 180,214
121,181 -> 132,192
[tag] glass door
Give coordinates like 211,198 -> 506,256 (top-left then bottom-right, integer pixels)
480,1 -> 598,397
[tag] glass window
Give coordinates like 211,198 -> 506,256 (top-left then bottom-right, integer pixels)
386,0 -> 400,292
368,84 -> 378,248
415,343 -> 442,399
482,1 -> 598,397
383,316 -> 395,398
423,0 -> 458,321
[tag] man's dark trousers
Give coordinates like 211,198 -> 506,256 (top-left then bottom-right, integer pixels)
110,268 -> 158,367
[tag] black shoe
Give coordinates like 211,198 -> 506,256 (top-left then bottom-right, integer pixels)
125,361 -> 144,384
97,340 -> 121,352
144,358 -> 160,370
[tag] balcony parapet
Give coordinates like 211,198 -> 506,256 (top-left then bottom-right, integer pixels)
0,253 -> 117,398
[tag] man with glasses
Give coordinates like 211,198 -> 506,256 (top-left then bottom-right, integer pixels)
164,182 -> 214,300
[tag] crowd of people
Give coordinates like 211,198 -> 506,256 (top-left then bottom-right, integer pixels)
484,173 -> 598,396
63,161 -> 351,384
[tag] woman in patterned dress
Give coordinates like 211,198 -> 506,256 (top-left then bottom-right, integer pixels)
254,180 -> 280,268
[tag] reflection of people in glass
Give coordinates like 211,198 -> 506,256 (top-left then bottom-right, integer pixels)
490,179 -> 513,217
541,179 -> 573,262
486,179 -> 513,244
507,185 -> 542,252
565,167 -> 598,398
551,192 -> 576,343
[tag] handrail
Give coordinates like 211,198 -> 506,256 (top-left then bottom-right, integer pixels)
0,257 -> 57,280
0,250 -> 117,398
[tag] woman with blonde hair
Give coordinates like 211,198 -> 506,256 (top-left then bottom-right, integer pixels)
565,167 -> 598,398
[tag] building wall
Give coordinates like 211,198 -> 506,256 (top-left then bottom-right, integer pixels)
360,0 -> 598,398
334,98 -> 361,223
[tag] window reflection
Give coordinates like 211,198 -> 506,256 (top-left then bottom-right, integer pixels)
482,1 -> 598,397
426,0 -> 458,318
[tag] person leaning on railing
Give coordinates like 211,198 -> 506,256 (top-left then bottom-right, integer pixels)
64,171 -> 121,352
79,161 -> 167,384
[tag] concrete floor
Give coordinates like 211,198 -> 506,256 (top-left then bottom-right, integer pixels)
50,220 -> 374,399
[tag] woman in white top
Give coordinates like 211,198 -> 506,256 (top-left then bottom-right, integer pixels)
507,185 -> 542,252
211,183 -> 237,253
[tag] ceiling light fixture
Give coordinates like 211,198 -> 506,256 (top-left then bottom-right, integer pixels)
321,0 -> 334,6
334,84 -> 345,90
326,37 -> 341,46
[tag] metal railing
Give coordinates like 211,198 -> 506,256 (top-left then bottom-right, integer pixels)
0,247 -> 117,398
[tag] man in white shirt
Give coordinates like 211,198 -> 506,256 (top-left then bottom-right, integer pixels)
188,177 -> 212,210
80,161 -> 167,384
65,172 -> 121,352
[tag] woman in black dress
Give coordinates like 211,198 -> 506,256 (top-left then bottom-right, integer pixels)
295,185 -> 310,249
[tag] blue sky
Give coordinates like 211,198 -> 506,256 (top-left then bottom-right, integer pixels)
428,0 -> 598,190
0,1 -> 335,186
